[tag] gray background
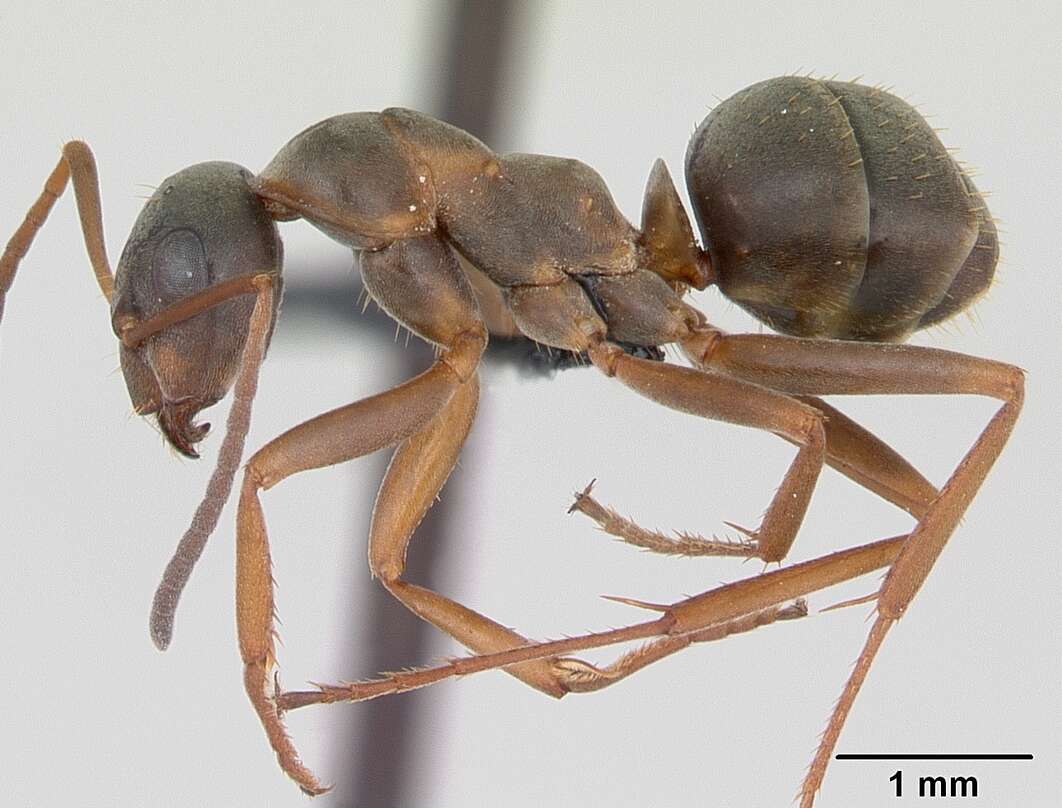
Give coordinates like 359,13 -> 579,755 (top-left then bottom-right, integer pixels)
1,2 -> 1058,807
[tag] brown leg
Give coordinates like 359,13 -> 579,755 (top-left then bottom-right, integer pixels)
557,599 -> 809,694
361,364 -> 813,701
569,479 -> 759,557
236,331 -> 485,795
585,340 -> 826,563
278,534 -> 908,710
282,600 -> 811,707
365,371 -> 578,698
358,238 -> 630,697
234,233 -> 494,794
1,141 -> 115,322
680,331 -> 1022,807
570,357 -> 940,560
791,395 -> 936,519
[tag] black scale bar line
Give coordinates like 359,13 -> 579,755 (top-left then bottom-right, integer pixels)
836,754 -> 1033,761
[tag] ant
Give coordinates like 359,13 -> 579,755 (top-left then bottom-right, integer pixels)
0,76 -> 1022,806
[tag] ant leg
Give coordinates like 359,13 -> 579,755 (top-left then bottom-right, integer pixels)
571,335 -> 939,558
569,480 -> 760,557
788,395 -> 936,518
235,233 -> 492,794
279,534 -> 906,710
686,328 -> 950,518
236,328 -> 486,795
1,141 -> 114,322
286,601 -> 809,706
682,332 -> 1023,807
570,393 -> 937,553
365,371 -> 582,698
356,239 -> 602,697
554,598 -> 809,694
364,366 -> 811,699
584,340 -> 826,563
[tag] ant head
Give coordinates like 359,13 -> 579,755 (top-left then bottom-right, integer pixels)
639,159 -> 714,292
110,163 -> 282,457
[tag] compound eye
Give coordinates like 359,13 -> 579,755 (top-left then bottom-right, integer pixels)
153,228 -> 209,302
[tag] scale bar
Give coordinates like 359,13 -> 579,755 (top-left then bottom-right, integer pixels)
836,754 -> 1033,761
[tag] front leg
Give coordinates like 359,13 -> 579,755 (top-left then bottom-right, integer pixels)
1,141 -> 114,323
236,335 -> 483,795
235,233 -> 490,794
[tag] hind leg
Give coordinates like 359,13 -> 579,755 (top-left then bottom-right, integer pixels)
678,330 -> 1022,807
